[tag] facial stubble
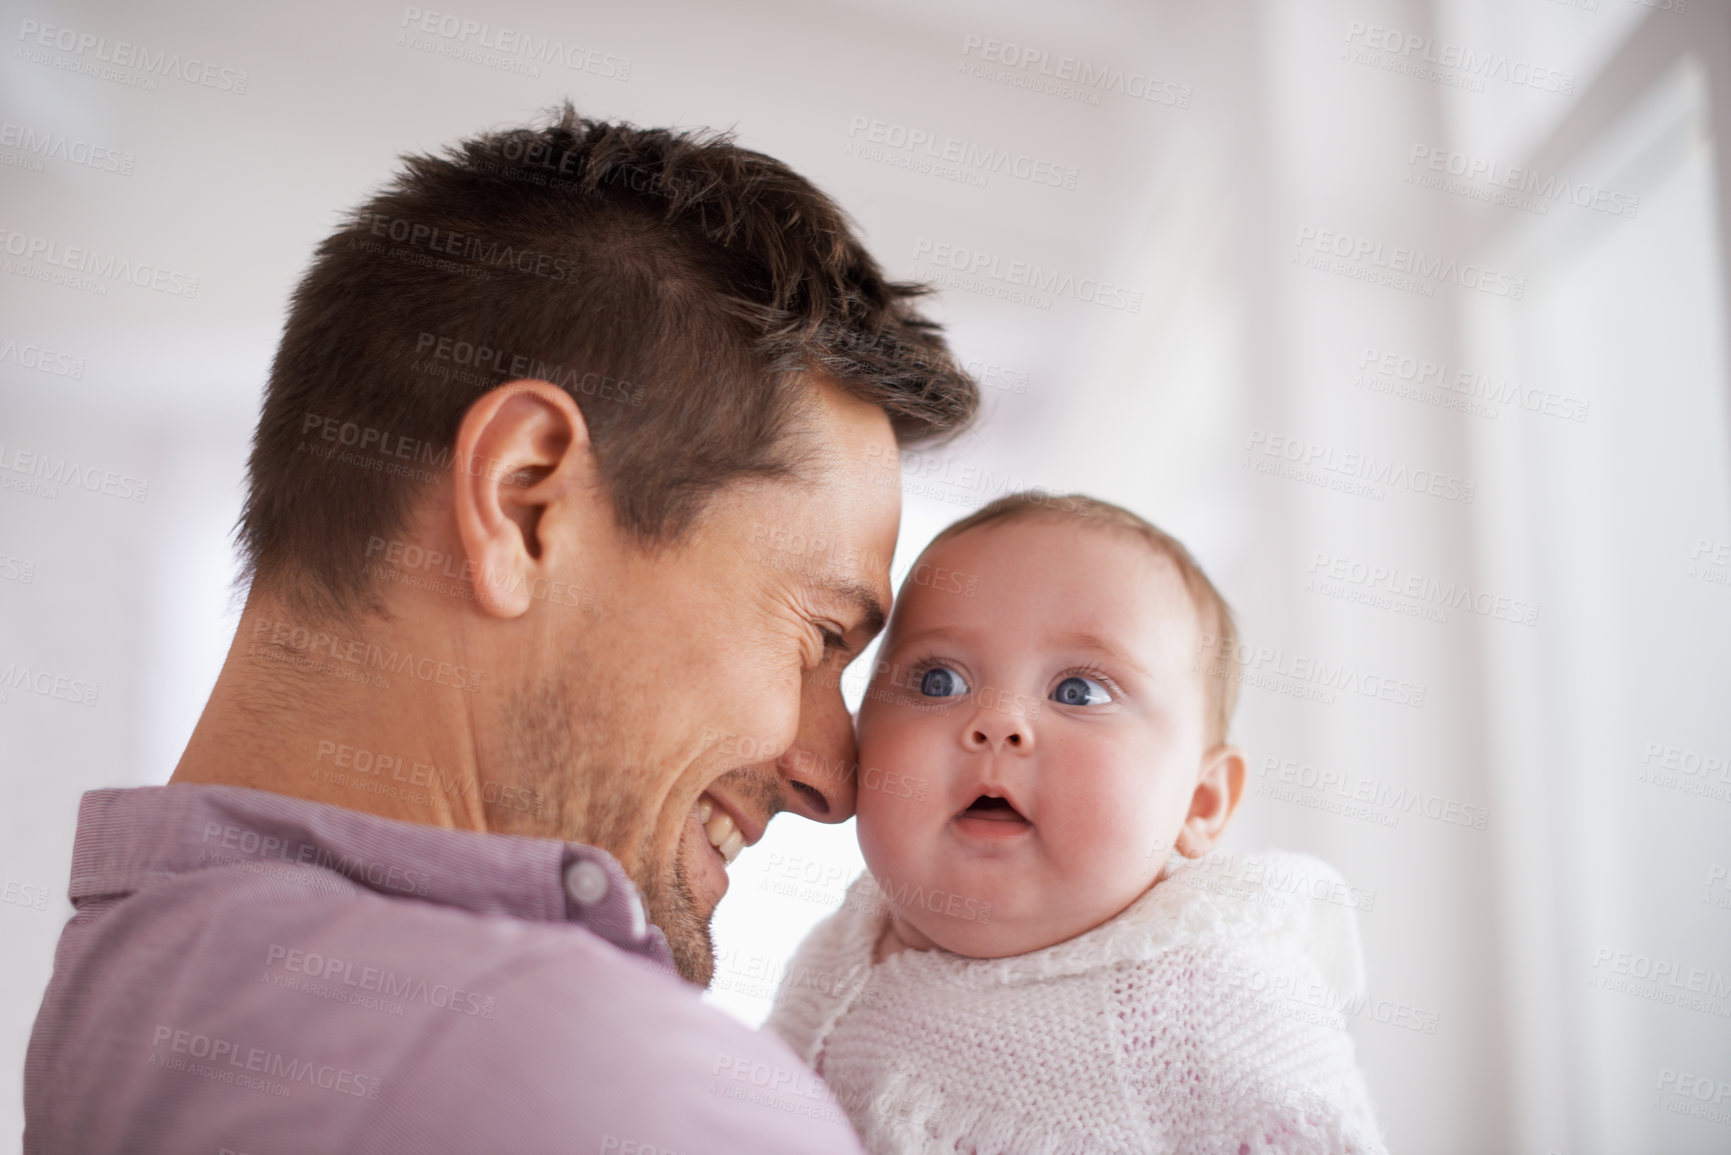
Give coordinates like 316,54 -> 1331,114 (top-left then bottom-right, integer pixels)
498,671 -> 718,986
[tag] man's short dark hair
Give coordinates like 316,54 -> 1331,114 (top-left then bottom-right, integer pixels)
240,102 -> 979,615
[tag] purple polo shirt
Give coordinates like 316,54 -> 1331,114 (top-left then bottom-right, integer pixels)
24,785 -> 864,1155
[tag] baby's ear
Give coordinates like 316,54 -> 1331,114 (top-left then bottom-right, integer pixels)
1176,744 -> 1247,858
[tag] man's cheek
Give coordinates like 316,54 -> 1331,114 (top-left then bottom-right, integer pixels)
677,818 -> 714,880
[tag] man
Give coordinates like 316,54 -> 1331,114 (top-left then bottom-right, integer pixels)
24,104 -> 977,1154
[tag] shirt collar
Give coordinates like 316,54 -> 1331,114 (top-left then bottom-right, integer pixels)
68,783 -> 675,973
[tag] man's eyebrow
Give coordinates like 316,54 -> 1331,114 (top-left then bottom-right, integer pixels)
814,577 -> 887,638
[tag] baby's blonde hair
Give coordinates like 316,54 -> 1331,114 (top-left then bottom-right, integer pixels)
923,491 -> 1241,746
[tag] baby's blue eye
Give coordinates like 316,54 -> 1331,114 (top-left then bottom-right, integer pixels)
1052,675 -> 1111,706
918,667 -> 969,698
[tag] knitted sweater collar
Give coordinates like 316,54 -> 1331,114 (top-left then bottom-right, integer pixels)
852,849 -> 1366,996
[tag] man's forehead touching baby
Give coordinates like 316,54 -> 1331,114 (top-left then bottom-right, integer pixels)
854,491 -> 1248,960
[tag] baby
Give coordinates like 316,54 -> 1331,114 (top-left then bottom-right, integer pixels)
769,492 -> 1387,1155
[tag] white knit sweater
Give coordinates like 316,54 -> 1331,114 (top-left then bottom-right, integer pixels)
767,851 -> 1388,1155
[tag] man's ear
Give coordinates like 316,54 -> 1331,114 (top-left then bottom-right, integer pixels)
1175,743 -> 1247,858
451,380 -> 592,619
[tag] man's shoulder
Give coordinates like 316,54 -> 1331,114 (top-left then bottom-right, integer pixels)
129,863 -> 763,1057
312,892 -> 867,1152
32,869 -> 863,1154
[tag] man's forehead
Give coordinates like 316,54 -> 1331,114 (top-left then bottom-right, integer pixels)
740,486 -> 895,632
728,378 -> 900,632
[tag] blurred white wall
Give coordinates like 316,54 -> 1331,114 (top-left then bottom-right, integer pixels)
3,1 -> 1728,1152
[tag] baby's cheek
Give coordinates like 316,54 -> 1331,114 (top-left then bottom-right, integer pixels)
856,720 -> 941,812
855,787 -> 925,892
854,741 -> 932,870
856,764 -> 930,825
1048,765 -> 1169,880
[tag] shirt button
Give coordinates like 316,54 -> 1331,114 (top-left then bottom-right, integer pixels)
629,892 -> 648,940
564,859 -> 610,906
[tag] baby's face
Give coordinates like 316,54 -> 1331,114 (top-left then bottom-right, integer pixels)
856,518 -> 1221,958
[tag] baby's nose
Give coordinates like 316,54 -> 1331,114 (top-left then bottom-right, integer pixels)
964,707 -> 1033,752
970,728 -> 1021,746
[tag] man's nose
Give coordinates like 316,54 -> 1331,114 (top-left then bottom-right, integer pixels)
961,701 -> 1034,753
772,661 -> 859,823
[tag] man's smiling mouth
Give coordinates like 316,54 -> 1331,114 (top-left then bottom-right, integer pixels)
697,795 -> 746,864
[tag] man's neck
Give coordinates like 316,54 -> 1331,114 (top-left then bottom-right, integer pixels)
170,594 -> 495,834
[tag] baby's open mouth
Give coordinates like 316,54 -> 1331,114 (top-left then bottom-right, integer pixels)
957,794 -> 1030,824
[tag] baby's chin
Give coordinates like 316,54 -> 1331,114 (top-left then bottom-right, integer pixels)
857,808 -> 1167,958
883,854 -> 1175,958
894,897 -> 1120,959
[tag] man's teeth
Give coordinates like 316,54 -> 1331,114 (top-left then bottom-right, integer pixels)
700,797 -> 746,865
